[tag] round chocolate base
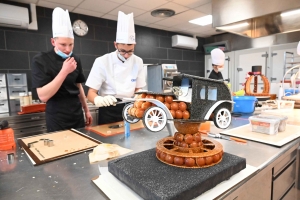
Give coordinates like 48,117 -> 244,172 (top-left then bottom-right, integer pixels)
156,137 -> 223,168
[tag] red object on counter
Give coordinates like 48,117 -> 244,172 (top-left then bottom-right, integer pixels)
18,104 -> 46,115
0,127 -> 16,150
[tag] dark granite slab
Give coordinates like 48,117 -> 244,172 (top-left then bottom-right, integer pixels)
108,148 -> 246,200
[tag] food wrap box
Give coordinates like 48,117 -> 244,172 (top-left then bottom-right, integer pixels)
249,116 -> 280,135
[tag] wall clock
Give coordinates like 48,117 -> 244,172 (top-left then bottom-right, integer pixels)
72,19 -> 88,36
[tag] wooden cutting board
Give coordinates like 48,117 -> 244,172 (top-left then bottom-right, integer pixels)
87,121 -> 144,137
221,124 -> 300,147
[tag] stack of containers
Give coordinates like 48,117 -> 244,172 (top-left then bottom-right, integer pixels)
249,114 -> 288,135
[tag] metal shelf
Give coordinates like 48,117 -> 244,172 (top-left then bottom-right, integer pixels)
283,52 -> 300,80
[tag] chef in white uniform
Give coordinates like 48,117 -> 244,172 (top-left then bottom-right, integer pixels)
85,11 -> 146,125
208,48 -> 225,80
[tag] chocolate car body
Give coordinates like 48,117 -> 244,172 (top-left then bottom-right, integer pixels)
123,73 -> 234,132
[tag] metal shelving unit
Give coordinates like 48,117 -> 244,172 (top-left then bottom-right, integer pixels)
283,51 -> 300,81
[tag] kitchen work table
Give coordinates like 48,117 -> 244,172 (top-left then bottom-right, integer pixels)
0,116 -> 299,200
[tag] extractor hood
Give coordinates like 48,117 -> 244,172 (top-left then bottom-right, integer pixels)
212,0 -> 300,38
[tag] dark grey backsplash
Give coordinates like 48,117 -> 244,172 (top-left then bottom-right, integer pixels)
0,2 -> 205,99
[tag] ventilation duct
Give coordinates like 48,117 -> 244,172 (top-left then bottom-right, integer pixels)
212,0 -> 300,38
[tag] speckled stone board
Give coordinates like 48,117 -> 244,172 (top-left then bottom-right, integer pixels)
108,148 -> 246,200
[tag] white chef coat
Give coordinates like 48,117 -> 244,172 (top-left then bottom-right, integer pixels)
85,50 -> 146,98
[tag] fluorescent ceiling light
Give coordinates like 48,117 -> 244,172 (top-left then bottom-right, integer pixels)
189,15 -> 212,26
217,22 -> 249,30
281,9 -> 300,17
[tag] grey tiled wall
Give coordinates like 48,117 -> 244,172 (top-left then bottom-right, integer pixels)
0,2 -> 205,99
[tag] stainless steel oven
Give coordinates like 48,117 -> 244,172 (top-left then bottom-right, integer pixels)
146,64 -> 179,93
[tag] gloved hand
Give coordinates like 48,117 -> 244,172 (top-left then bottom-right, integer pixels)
94,95 -> 117,107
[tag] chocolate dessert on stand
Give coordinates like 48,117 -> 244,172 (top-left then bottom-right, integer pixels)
123,74 -> 234,168
156,121 -> 223,168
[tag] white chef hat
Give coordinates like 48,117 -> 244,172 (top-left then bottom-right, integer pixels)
52,7 -> 74,39
211,48 -> 225,66
116,11 -> 136,44
297,41 -> 300,55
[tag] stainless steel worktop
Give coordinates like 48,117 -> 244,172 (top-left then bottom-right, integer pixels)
0,117 -> 299,200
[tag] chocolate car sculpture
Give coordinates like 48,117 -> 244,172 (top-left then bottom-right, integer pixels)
122,73 -> 233,168
123,73 -> 234,131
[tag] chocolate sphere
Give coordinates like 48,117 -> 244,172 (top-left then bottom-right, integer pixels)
160,152 -> 167,161
174,157 -> 184,166
205,156 -> 213,165
165,154 -> 174,164
196,157 -> 205,167
184,134 -> 193,144
185,158 -> 195,167
213,154 -> 220,163
193,133 -> 201,142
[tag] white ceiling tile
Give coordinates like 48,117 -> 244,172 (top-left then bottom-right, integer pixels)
101,14 -> 118,21
79,0 -> 120,14
108,5 -> 147,17
73,8 -> 104,18
11,0 -> 216,37
154,2 -> 189,15
39,0 -> 83,7
10,0 -> 39,4
125,0 -> 169,10
172,0 -> 211,8
135,12 -> 164,24
187,25 -> 214,33
194,3 -> 212,14
171,21 -> 199,31
147,23 -> 168,30
172,9 -> 207,21
38,1 -> 75,11
107,0 -> 128,3
134,20 -> 149,26
154,17 -> 183,27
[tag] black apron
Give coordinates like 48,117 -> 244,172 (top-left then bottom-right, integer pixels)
46,96 -> 85,132
98,103 -> 125,125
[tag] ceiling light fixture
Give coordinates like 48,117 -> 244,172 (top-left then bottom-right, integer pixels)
280,9 -> 300,17
217,22 -> 249,30
151,9 -> 175,18
189,15 -> 212,26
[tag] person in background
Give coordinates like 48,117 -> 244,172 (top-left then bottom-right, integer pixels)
31,7 -> 92,132
208,48 -> 225,80
85,11 -> 146,125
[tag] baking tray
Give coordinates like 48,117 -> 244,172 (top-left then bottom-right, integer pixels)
18,129 -> 101,166
108,148 -> 246,200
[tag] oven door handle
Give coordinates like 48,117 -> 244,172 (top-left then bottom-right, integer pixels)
162,77 -> 173,81
166,72 -> 180,76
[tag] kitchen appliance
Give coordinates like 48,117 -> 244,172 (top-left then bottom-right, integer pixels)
146,64 -> 179,93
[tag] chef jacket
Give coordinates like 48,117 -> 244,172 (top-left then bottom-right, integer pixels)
208,70 -> 223,80
31,49 -> 86,132
85,50 -> 146,98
